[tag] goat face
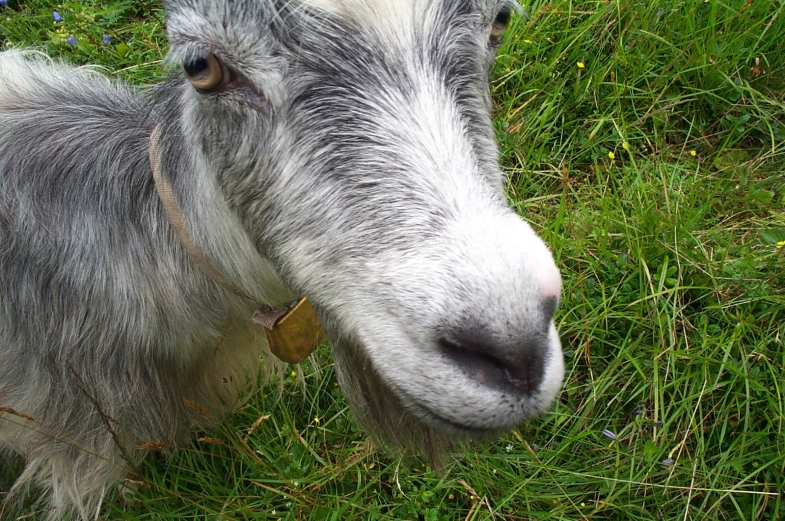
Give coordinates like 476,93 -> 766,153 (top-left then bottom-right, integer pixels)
164,0 -> 564,443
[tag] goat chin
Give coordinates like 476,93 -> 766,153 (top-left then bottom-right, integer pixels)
0,0 -> 564,518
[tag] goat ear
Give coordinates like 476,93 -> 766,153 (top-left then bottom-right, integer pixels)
159,0 -> 175,12
160,0 -> 181,9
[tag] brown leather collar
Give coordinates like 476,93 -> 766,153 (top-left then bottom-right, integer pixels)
148,125 -> 324,363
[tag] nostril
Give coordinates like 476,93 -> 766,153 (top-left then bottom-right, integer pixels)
438,336 -> 544,395
542,296 -> 559,324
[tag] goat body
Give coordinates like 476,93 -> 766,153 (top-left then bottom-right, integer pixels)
0,1 -> 564,518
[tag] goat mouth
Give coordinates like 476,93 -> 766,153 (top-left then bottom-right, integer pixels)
404,399 -> 501,436
343,324 -> 560,435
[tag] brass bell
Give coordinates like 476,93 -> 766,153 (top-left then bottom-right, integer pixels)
253,297 -> 325,364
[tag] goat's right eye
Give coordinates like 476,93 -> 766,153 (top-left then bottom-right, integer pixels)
183,53 -> 227,93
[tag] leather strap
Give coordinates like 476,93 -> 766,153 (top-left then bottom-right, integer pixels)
148,125 -> 254,301
147,125 -> 323,364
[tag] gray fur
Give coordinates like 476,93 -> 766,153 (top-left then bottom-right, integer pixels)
0,0 -> 564,518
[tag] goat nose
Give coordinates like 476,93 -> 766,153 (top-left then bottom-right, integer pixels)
438,326 -> 548,396
539,262 -> 563,302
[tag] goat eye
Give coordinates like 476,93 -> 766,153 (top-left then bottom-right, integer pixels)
491,7 -> 512,39
183,53 -> 227,93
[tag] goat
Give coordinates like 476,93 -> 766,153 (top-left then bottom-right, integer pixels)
0,0 -> 564,518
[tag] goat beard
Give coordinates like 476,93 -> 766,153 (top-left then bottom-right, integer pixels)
330,334 -> 453,467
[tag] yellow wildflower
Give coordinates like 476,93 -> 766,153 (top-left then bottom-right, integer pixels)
690,150 -> 697,157
577,62 -> 585,69
608,152 -> 615,160
777,241 -> 785,249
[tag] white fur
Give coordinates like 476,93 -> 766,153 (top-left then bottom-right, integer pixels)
298,0 -> 429,45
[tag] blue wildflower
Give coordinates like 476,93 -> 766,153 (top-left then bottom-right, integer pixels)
661,458 -> 675,466
102,34 -> 111,45
0,0 -> 8,8
53,11 -> 63,22
601,429 -> 617,441
66,37 -> 77,47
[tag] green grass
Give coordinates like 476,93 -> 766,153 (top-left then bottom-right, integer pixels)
2,0 -> 784,519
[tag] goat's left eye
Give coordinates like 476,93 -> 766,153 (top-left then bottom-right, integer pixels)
183,53 -> 229,93
491,7 -> 512,39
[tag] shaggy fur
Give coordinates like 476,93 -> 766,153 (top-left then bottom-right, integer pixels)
0,0 -> 564,518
